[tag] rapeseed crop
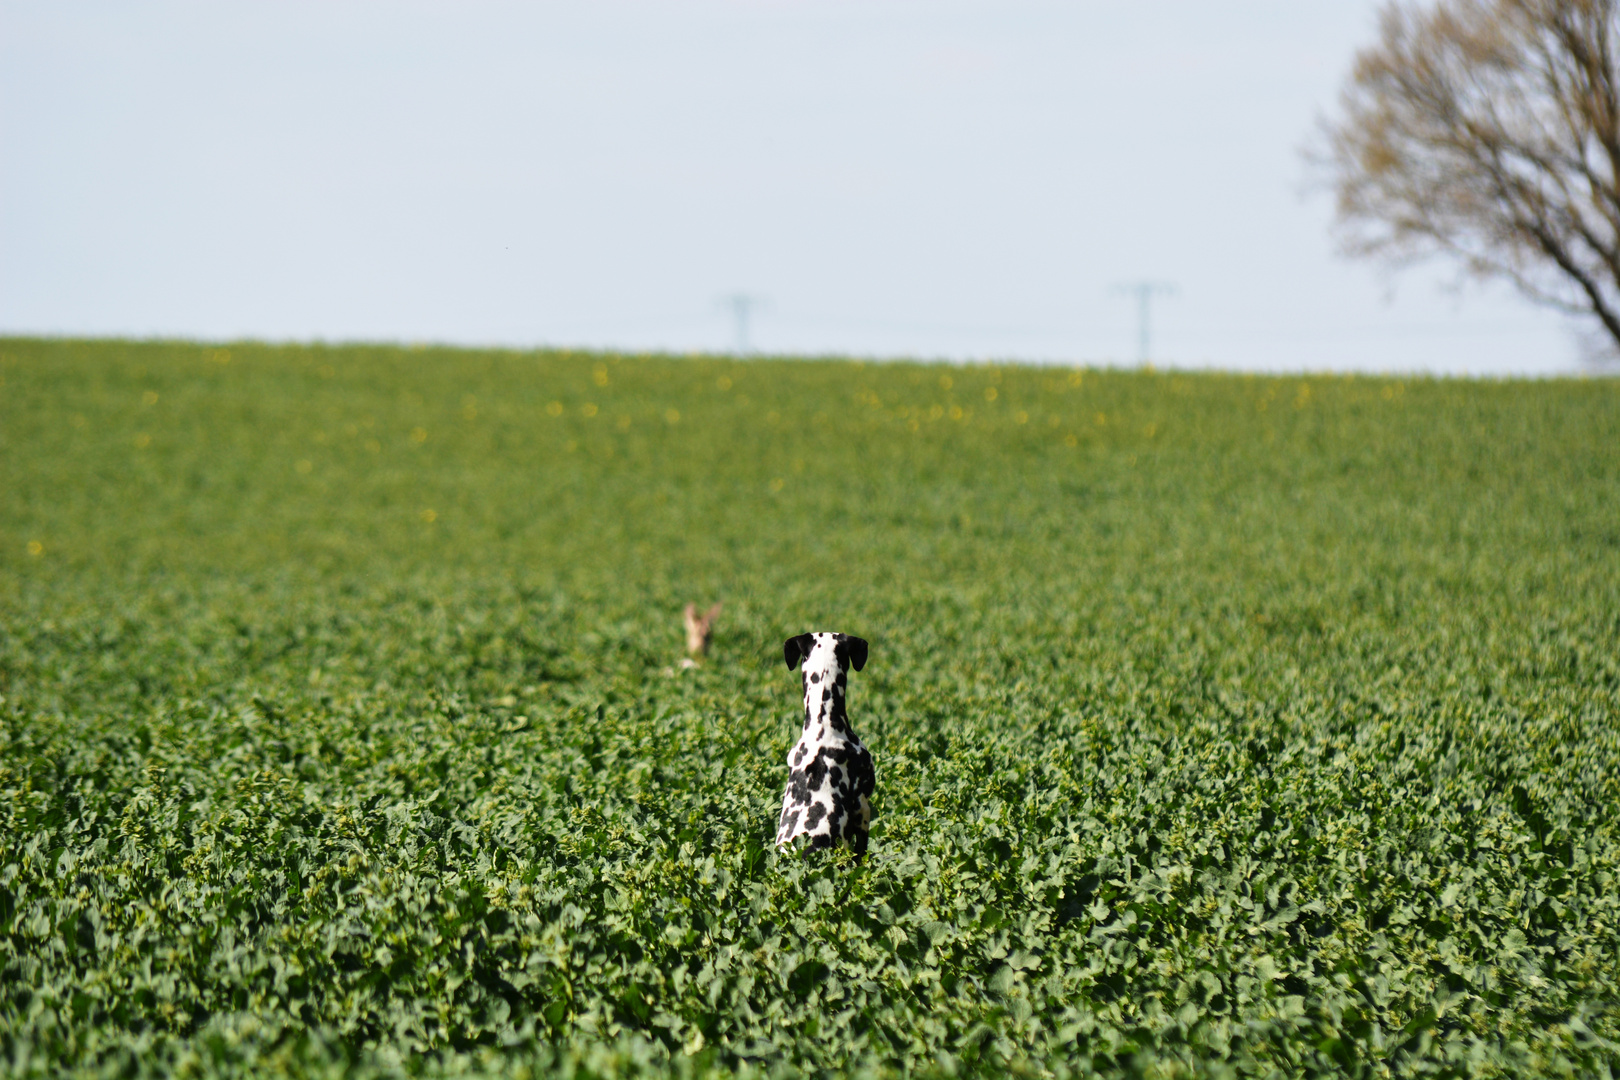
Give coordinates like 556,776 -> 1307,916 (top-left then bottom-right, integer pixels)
1,338 -> 1618,1078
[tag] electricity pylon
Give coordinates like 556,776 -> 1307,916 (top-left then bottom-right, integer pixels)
1112,281 -> 1177,365
718,293 -> 767,355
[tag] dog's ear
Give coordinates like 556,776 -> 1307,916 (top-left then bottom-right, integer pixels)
843,635 -> 868,673
704,602 -> 723,624
783,633 -> 816,670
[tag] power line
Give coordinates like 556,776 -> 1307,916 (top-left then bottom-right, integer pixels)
1112,281 -> 1176,364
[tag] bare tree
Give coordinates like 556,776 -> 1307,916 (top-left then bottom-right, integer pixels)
1321,0 -> 1620,355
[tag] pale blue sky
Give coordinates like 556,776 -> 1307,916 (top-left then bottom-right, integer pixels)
0,1 -> 1586,374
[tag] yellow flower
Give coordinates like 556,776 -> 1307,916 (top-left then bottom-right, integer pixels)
665,409 -> 680,424
410,427 -> 428,443
142,390 -> 159,405
769,477 -> 785,492
134,433 -> 151,449
546,401 -> 564,416
26,541 -> 43,557
983,386 -> 998,402
582,403 -> 599,418
295,460 -> 313,474
717,376 -> 733,391
421,509 -> 438,523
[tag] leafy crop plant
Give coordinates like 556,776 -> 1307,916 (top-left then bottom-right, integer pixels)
1,338 -> 1617,1077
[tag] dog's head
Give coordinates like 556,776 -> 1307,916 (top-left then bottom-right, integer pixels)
783,631 -> 868,677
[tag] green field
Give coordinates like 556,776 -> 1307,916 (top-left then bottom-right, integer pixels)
2,337 -> 1618,1078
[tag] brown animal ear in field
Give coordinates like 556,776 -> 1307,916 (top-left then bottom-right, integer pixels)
682,602 -> 722,661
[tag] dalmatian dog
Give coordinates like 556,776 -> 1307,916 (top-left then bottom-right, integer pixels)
776,632 -> 874,858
